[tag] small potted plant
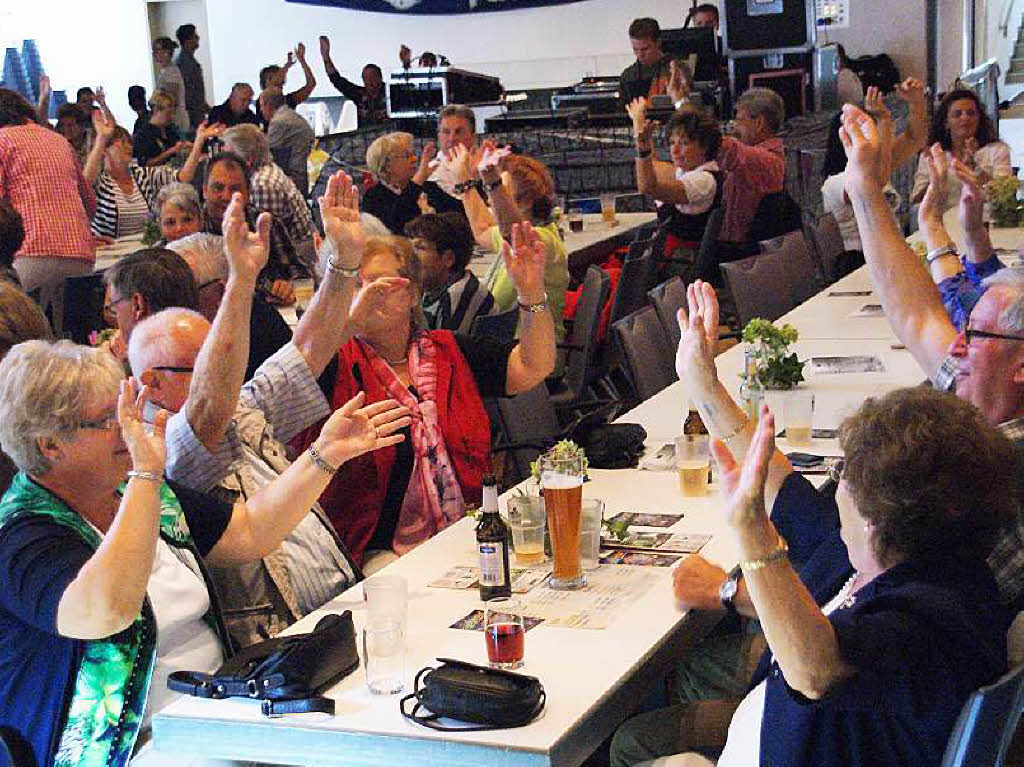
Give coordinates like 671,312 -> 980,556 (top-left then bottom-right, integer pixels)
741,317 -> 805,389
985,175 -> 1022,228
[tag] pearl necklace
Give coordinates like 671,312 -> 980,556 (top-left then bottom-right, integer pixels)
836,572 -> 860,610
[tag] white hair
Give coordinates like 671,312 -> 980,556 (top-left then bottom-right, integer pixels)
737,87 -> 786,133
0,340 -> 123,476
166,233 -> 229,286
365,132 -> 413,179
127,308 -> 208,377
221,123 -> 270,168
981,266 -> 1024,333
156,182 -> 201,218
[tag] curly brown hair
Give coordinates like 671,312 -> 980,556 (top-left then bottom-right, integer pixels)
665,105 -> 722,161
839,387 -> 1017,567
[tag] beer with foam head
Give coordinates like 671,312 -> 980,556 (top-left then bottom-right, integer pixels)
540,455 -> 586,590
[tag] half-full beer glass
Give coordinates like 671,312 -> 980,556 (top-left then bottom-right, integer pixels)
540,454 -> 585,590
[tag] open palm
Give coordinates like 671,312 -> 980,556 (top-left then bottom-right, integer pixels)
319,170 -> 364,260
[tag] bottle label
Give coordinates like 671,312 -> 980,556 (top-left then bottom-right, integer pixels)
479,542 -> 507,586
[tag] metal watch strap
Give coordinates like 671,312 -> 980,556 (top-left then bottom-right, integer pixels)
720,565 -> 743,615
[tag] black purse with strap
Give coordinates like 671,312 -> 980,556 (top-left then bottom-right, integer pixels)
400,657 -> 546,731
168,611 -> 359,717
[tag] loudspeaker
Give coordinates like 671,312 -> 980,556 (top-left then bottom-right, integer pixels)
730,53 -> 813,119
722,0 -> 816,56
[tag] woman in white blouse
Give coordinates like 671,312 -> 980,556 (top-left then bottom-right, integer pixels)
911,88 -> 1012,208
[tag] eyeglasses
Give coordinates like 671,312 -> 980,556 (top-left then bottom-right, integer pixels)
827,459 -> 845,483
78,414 -> 118,431
150,365 -> 194,374
964,327 -> 1024,344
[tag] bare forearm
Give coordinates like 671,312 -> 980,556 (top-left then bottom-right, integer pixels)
293,265 -> 358,376
83,139 -> 107,186
185,276 -> 256,450
463,187 -> 498,247
56,479 -> 161,638
506,307 -> 556,393
964,223 -> 995,264
488,184 -> 526,238
736,518 -> 851,698
177,141 -> 204,184
294,59 -> 316,101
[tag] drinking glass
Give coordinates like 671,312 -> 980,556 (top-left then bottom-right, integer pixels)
783,390 -> 815,447
580,499 -> 604,571
540,454 -> 586,590
675,434 -> 710,497
507,494 -> 546,566
600,193 -> 617,225
483,597 -> 525,669
363,575 -> 408,635
567,206 -> 584,233
363,619 -> 405,695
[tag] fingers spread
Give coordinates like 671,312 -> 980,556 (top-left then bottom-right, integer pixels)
338,390 -> 366,417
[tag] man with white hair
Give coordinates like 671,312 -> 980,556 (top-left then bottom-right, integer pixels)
221,123 -> 316,276
166,232 -> 293,380
128,179 -> 381,645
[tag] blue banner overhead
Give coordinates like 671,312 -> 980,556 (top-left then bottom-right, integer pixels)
285,0 -> 587,13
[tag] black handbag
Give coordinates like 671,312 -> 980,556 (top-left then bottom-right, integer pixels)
167,611 -> 359,717
400,657 -> 545,731
575,422 -> 648,469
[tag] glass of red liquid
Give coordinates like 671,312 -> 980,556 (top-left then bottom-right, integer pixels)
484,597 -> 525,669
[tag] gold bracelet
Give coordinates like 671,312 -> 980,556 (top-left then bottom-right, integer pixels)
307,443 -> 338,475
739,538 -> 789,572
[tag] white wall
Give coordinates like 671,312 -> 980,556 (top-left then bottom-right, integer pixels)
814,0 -> 928,83
150,0 -> 216,108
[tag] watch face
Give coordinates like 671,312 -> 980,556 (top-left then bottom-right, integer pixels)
720,579 -> 738,602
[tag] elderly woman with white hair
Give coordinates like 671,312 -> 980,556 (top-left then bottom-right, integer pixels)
156,182 -> 202,245
0,339 -> 408,766
361,131 -> 436,234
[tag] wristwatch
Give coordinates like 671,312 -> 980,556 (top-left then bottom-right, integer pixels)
719,565 -> 743,615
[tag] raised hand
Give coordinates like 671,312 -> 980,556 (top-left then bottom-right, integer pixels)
919,142 -> 949,228
668,60 -> 690,103
505,222 -> 546,304
347,277 -> 410,332
711,402 -> 775,530
315,392 -> 411,466
94,86 -> 107,106
318,169 -> 364,262
222,192 -> 270,283
675,279 -> 720,395
626,98 -> 653,148
862,85 -> 890,124
195,120 -> 225,144
295,42 -> 306,62
413,140 -> 437,185
839,104 -> 884,197
673,554 -> 728,611
118,378 -> 169,476
896,77 -> 925,109
285,50 -> 295,69
953,156 -> 985,232
319,35 -> 331,60
91,108 -> 116,143
399,44 -> 412,67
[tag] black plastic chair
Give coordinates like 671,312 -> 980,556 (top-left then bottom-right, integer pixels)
489,383 -> 562,489
747,189 -> 803,246
469,308 -> 520,343
649,277 -> 687,350
612,305 -> 677,401
940,662 -> 1024,767
549,265 -> 611,415
720,249 -> 796,329
607,246 -> 656,328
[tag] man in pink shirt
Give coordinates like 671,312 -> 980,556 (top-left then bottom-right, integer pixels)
716,87 -> 786,256
0,89 -> 95,328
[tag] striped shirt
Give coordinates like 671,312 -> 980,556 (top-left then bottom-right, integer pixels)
0,122 -> 95,261
90,164 -> 177,239
423,270 -> 498,335
163,342 -> 358,644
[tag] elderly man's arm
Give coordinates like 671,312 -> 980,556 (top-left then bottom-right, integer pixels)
842,105 -> 957,379
717,135 -> 784,191
183,194 -> 269,451
502,223 -> 556,393
206,393 -> 410,566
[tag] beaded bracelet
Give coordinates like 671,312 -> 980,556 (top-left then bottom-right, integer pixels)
308,443 -> 338,475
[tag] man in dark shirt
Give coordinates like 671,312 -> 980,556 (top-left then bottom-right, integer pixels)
207,83 -> 260,128
257,43 -> 317,129
422,104 -> 481,216
620,17 -> 672,106
319,35 -> 387,127
175,23 -> 209,132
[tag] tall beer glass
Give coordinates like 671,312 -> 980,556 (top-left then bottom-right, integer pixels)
540,454 -> 586,590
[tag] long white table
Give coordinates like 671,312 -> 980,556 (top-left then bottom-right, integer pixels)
153,263 -> 931,765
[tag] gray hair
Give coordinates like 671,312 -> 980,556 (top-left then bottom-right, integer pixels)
981,266 -> 1024,333
166,233 -> 228,287
260,87 -> 286,114
315,214 -> 391,282
438,104 -> 476,133
127,308 -> 208,378
221,123 -> 270,168
737,87 -> 786,133
0,340 -> 123,476
366,132 -> 413,179
156,182 -> 201,219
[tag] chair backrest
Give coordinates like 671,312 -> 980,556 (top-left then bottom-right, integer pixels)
61,272 -> 107,345
608,247 -> 655,327
747,189 -> 803,246
470,307 -> 520,343
649,276 -> 687,350
564,265 -> 610,396
807,211 -> 848,284
759,229 -> 821,304
491,383 -> 562,487
720,249 -> 796,328
692,206 -> 725,284
612,305 -> 677,400
941,661 -> 1024,767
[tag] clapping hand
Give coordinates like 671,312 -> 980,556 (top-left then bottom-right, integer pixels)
319,170 -> 364,263
315,392 -> 411,467
319,35 -> 331,60
118,378 -> 169,476
896,77 -> 926,109
675,279 -> 720,396
953,156 -> 985,233
295,42 -> 306,62
450,143 -> 482,185
713,402 -> 774,530
919,142 -> 949,229
626,98 -> 654,149
505,222 -> 546,304
413,140 -> 437,185
839,104 -> 884,197
222,192 -> 270,284
91,108 -> 116,143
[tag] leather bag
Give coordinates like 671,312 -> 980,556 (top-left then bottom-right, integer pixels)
400,657 -> 545,731
167,611 -> 359,717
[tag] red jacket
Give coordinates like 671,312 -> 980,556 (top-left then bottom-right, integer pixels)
296,331 -> 491,566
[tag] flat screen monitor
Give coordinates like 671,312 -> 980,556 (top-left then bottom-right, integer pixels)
661,27 -> 720,83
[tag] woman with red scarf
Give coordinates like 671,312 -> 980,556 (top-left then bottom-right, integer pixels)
297,204 -> 556,574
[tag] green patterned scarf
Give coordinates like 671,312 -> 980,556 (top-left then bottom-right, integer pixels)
0,473 -> 195,767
